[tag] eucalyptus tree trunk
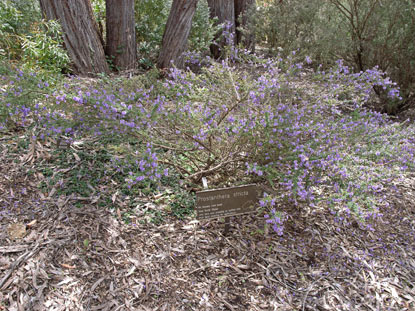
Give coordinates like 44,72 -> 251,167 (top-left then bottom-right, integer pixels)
206,0 -> 235,58
234,0 -> 255,51
157,0 -> 198,69
39,0 -> 109,75
106,0 -> 136,71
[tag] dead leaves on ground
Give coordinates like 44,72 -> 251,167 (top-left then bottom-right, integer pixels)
1,134 -> 415,310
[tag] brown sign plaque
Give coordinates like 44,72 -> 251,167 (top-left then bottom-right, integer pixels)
196,184 -> 259,220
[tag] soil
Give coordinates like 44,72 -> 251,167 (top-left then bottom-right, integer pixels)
1,131 -> 415,311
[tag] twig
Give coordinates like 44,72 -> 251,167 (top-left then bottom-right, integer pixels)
228,68 -> 241,102
0,136 -> 14,142
216,67 -> 244,127
0,245 -> 29,253
302,275 -> 327,311
152,142 -> 195,152
187,158 -> 243,181
220,297 -> 236,311
260,264 -> 307,293
180,130 -> 217,157
0,242 -> 41,290
189,265 -> 209,275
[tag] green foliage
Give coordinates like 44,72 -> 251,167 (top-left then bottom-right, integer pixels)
0,0 -> 69,73
169,191 -> 195,219
91,0 -> 106,39
188,0 -> 220,53
0,0 -> 40,36
253,0 -> 322,57
253,0 -> 415,104
0,0 -> 42,59
21,20 -> 70,73
134,0 -> 220,67
321,0 -> 415,100
135,0 -> 172,67
0,1 -> 24,59
4,0 -> 40,29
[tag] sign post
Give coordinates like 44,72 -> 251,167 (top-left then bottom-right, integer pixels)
197,178 -> 259,234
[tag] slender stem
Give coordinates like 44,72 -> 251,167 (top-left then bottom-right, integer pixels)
187,158 -> 244,181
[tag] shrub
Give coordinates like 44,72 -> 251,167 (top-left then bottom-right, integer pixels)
2,51 -> 413,235
187,0 -> 220,54
0,1 -> 69,73
0,1 -> 24,59
0,0 -> 42,60
325,0 -> 415,100
135,0 -> 172,67
21,20 -> 70,73
134,0 -> 221,67
252,0 -> 322,58
253,0 -> 415,106
0,65 -> 58,132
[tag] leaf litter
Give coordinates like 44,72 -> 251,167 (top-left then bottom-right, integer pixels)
0,132 -> 415,311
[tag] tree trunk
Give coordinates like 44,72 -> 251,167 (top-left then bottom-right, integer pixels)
234,0 -> 255,51
207,0 -> 235,58
157,0 -> 198,69
39,0 -> 109,75
106,0 -> 136,71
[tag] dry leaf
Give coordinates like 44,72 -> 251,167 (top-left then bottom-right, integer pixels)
27,220 -> 37,228
7,223 -> 26,239
112,191 -> 119,203
73,152 -> 81,162
61,263 -> 76,269
117,208 -> 122,219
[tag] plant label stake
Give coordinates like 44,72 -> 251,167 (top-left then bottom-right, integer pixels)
197,178 -> 258,234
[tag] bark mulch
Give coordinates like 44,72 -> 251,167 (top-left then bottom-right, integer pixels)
1,134 -> 414,311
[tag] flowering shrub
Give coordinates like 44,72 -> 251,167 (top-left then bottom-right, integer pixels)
1,51 -> 414,234
252,0 -> 415,102
260,194 -> 286,236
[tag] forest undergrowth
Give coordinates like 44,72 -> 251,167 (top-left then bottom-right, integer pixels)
1,50 -> 414,231
1,51 -> 415,310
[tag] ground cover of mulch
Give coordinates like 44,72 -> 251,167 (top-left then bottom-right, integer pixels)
1,132 -> 415,311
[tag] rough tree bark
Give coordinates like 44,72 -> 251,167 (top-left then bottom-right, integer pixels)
207,0 -> 235,58
157,0 -> 198,69
106,0 -> 136,71
234,0 -> 255,51
39,0 -> 109,75
207,0 -> 255,57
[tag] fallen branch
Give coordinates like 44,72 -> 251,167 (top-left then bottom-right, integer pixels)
0,245 -> 29,254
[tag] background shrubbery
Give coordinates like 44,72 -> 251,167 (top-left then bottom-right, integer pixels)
134,0 -> 218,67
252,0 -> 415,107
2,0 -> 414,106
0,0 -> 69,73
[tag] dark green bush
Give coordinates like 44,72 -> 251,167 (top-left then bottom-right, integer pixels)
21,20 -> 70,73
253,0 -> 415,104
0,0 -> 69,73
0,1 -> 25,59
135,0 -> 171,66
134,0 -> 219,67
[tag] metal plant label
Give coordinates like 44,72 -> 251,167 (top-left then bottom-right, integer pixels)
196,184 -> 259,220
